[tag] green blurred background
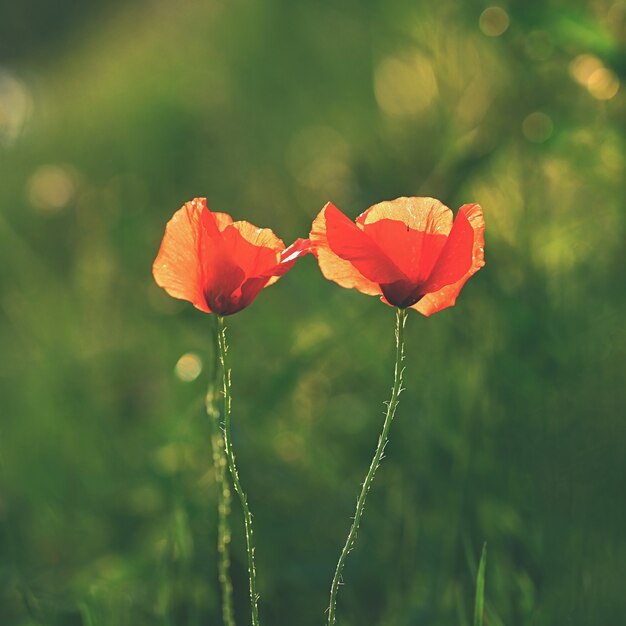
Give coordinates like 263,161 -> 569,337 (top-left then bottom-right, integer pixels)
1,0 -> 625,624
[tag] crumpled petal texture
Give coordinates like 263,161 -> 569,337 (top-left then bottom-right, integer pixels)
310,197 -> 485,315
153,198 -> 310,315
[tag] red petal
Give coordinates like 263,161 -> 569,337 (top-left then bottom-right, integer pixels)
266,238 -> 312,286
153,199 -> 297,316
222,222 -> 281,277
355,197 -> 454,307
309,203 -> 382,297
324,202 -> 406,284
152,198 -> 211,313
280,237 -> 313,264
196,212 -> 247,313
379,278 -> 424,308
213,212 -> 234,231
356,196 -> 453,235
420,208 -> 474,293
363,219 -> 447,284
412,203 -> 485,316
202,222 -> 282,315
203,259 -> 246,314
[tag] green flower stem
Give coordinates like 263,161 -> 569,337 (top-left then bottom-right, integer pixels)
473,543 -> 487,626
327,308 -> 408,626
217,316 -> 261,626
207,317 -> 236,626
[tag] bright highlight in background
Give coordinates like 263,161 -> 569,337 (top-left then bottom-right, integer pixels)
0,68 -> 32,147
374,52 -> 438,118
175,353 -> 203,382
522,112 -> 553,143
569,54 -> 620,100
479,7 -> 510,37
27,165 -> 77,213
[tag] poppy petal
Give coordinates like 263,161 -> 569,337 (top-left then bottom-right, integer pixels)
213,212 -> 234,231
420,206 -> 474,293
380,278 -> 425,308
233,239 -> 312,309
266,238 -> 313,286
204,261 -> 246,314
310,203 -> 382,296
195,218 -> 245,314
238,275 -> 275,311
358,197 -> 453,285
197,221 -> 281,314
324,202 -> 406,284
411,203 -> 485,316
153,199 -> 307,316
153,198 -> 211,312
224,221 -> 283,278
231,220 -> 285,250
363,219 -> 447,284
356,196 -> 453,236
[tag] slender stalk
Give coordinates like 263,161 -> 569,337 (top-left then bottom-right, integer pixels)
327,308 -> 408,626
473,543 -> 487,626
217,316 -> 261,626
207,316 -> 236,626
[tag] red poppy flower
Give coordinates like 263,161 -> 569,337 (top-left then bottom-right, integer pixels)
309,197 -> 485,316
153,198 -> 310,315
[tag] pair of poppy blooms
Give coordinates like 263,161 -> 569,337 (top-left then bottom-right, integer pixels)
152,196 -> 485,316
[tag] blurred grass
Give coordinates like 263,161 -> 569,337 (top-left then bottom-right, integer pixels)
1,0 -> 625,624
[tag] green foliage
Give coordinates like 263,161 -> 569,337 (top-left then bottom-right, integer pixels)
1,0 -> 626,625
473,544 -> 486,626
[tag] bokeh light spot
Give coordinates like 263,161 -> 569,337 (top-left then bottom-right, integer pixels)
0,68 -> 32,147
174,353 -> 202,382
522,112 -> 554,143
479,7 -> 510,37
600,140 -> 624,171
569,54 -> 603,85
27,165 -> 77,213
587,68 -> 620,100
374,52 -> 438,118
569,54 -> 619,100
286,125 -> 352,196
608,1 -> 626,28
275,431 -> 303,463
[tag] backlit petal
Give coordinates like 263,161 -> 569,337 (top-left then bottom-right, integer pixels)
356,196 -> 453,236
152,198 -> 210,312
231,220 -> 285,251
199,222 -> 281,314
380,278 -> 425,308
225,221 -> 282,277
203,259 -> 246,314
324,202 -> 406,284
195,209 -> 245,312
412,203 -> 485,316
309,203 -> 382,296
420,206 -> 474,293
213,212 -> 234,231
363,219 -> 447,284
153,199 -> 307,316
266,238 -> 313,286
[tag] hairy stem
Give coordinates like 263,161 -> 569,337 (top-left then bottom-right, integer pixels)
207,316 -> 236,626
218,316 -> 261,626
327,308 -> 407,626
